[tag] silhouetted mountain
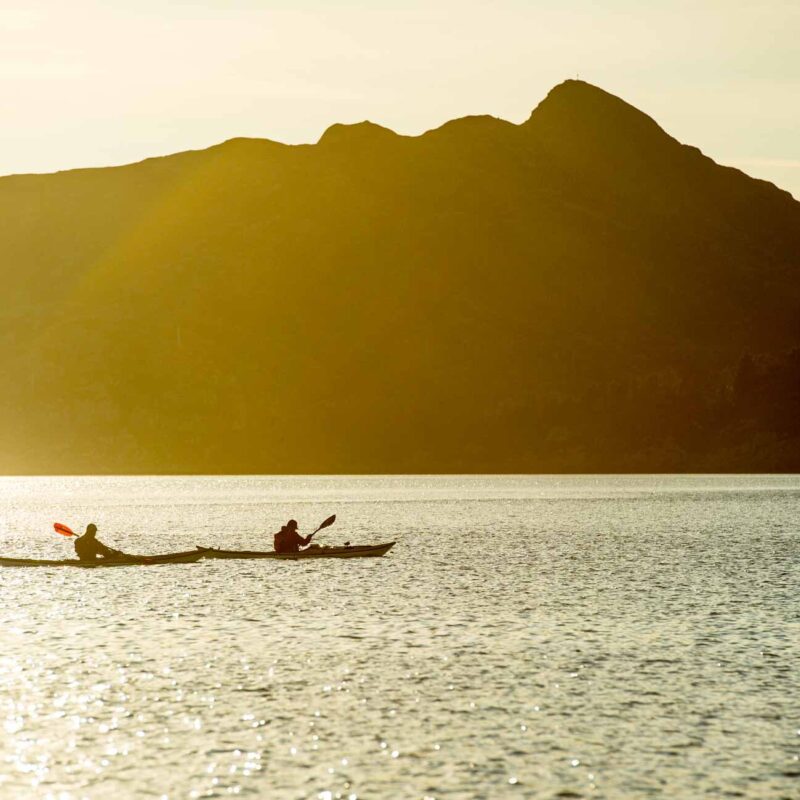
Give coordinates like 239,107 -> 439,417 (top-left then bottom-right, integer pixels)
1,80 -> 798,473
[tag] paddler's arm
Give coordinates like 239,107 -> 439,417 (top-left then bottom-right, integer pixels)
95,541 -> 125,558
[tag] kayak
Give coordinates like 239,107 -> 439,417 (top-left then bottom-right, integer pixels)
0,549 -> 210,568
198,542 -> 396,560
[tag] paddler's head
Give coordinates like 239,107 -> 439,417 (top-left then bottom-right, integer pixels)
85,523 -> 98,538
287,519 -> 298,531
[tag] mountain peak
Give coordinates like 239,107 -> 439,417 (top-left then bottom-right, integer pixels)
423,114 -> 515,139
522,78 -> 685,176
317,121 -> 400,147
526,79 -> 667,140
540,78 -> 618,100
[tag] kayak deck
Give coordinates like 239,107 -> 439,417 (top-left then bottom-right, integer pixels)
198,542 -> 396,560
0,549 -> 209,568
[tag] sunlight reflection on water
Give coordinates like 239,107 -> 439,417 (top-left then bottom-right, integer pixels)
0,475 -> 799,798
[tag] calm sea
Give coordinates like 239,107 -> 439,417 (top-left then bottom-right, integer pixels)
0,475 -> 798,799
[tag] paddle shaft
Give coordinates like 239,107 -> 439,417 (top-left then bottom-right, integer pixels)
307,514 -> 336,541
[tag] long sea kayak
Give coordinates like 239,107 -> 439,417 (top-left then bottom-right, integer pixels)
198,542 -> 395,560
0,549 -> 210,568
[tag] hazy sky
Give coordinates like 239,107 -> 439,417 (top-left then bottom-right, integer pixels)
2,0 -> 798,196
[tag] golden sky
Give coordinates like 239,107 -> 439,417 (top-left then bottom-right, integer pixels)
2,0 -> 798,197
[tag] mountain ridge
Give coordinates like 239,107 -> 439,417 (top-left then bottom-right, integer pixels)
1,79 -> 795,205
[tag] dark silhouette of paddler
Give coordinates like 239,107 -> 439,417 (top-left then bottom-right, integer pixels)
273,519 -> 311,554
74,523 -> 126,561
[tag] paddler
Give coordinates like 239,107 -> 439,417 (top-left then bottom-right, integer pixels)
74,523 -> 126,562
273,519 -> 312,554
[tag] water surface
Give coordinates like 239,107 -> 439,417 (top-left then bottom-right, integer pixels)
1,475 -> 798,798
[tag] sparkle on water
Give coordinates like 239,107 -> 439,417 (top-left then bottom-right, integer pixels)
0,475 -> 799,798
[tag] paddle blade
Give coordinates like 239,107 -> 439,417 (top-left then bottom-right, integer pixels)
54,522 -> 76,537
318,514 -> 336,530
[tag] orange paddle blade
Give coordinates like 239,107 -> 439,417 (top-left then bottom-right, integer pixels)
54,522 -> 76,537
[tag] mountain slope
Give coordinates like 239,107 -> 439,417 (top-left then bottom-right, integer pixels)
0,80 -> 798,473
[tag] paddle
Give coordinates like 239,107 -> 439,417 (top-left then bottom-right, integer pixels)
307,514 -> 336,542
54,522 -> 76,537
